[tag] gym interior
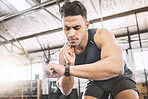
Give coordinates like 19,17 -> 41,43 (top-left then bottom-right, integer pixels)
0,0 -> 148,99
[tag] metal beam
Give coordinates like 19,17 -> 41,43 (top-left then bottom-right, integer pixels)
19,45 -> 63,54
89,6 -> 148,24
115,29 -> 148,38
1,6 -> 148,45
23,29 -> 148,54
1,6 -> 148,55
1,27 -> 148,45
135,13 -> 142,48
31,0 -> 61,21
0,35 -> 22,50
127,27 -> 132,49
36,36 -> 48,61
125,46 -> 148,50
1,27 -> 63,45
0,0 -> 64,21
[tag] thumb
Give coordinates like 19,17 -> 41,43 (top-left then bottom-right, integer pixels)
71,47 -> 75,54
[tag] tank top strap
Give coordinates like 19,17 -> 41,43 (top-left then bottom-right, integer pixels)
88,28 -> 97,42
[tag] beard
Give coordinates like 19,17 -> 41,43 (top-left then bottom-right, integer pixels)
67,37 -> 79,48
70,43 -> 77,48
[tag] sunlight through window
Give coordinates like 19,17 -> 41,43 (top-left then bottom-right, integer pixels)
133,51 -> 148,70
7,0 -> 31,11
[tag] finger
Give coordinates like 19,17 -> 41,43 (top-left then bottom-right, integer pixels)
69,50 -> 73,56
71,47 -> 74,51
67,48 -> 74,56
44,67 -> 54,75
64,46 -> 73,54
64,46 -> 71,52
65,42 -> 72,49
67,42 -> 71,47
63,47 -> 71,56
71,47 -> 75,55
45,70 -> 53,75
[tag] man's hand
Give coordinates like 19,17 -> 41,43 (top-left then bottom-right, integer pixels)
63,43 -> 75,65
44,62 -> 65,78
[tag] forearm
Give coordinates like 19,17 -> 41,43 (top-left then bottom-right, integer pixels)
58,45 -> 75,95
57,63 -> 74,95
57,76 -> 74,95
70,56 -> 124,80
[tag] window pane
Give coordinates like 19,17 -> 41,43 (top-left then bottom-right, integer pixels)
134,51 -> 148,70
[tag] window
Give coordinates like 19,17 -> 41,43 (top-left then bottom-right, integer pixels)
133,51 -> 148,70
7,0 -> 31,11
0,63 -> 44,82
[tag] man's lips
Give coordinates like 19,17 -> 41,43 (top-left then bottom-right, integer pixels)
68,38 -> 78,42
69,39 -> 76,41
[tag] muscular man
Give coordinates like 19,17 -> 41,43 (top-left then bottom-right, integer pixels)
44,1 -> 139,99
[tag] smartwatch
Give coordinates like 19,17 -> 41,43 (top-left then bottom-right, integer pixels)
64,63 -> 72,77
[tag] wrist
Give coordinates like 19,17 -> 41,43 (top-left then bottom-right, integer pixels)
64,63 -> 72,77
66,61 -> 74,66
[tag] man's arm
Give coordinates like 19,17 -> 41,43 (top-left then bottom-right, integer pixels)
57,46 -> 74,95
69,28 -> 124,80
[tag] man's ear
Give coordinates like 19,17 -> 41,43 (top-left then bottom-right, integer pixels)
86,21 -> 90,30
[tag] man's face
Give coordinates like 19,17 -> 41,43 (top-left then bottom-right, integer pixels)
63,15 -> 89,47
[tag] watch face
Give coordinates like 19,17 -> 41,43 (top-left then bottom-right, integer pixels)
64,63 -> 71,77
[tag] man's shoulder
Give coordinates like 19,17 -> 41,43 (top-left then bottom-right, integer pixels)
88,28 -> 109,35
94,28 -> 113,37
88,28 -> 107,31
93,28 -> 114,47
96,28 -> 109,33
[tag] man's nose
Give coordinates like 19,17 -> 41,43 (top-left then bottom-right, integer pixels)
68,28 -> 75,37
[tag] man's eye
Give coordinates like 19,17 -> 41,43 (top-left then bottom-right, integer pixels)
64,27 -> 70,30
73,26 -> 81,30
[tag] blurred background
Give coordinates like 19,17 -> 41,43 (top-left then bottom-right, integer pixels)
0,0 -> 148,99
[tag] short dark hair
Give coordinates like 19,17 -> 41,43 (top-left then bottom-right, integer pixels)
59,1 -> 87,20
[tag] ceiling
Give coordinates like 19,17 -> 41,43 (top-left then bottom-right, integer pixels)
0,0 -> 148,66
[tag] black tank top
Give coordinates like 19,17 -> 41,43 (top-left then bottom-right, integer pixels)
75,29 -> 101,65
75,29 -> 131,80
